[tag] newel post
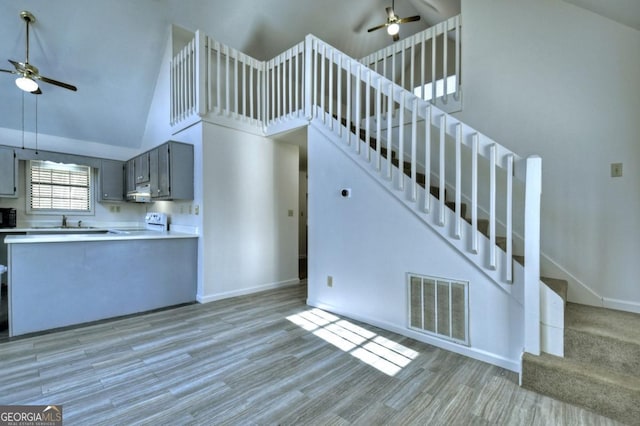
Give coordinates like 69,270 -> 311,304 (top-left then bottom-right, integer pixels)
523,155 -> 542,355
195,30 -> 207,117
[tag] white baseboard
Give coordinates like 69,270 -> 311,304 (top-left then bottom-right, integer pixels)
539,252 -> 603,307
603,297 -> 640,314
306,298 -> 521,373
197,278 -> 301,303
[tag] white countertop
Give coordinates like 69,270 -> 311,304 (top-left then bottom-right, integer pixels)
4,229 -> 198,244
1,226 -> 116,233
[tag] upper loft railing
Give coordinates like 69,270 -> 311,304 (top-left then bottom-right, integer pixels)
170,16 -> 462,127
169,31 -> 306,130
360,15 -> 461,112
170,28 -> 542,355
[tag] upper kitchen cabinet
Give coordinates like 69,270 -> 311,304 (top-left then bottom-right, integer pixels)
150,141 -> 193,200
0,146 -> 18,198
125,159 -> 136,194
134,151 -> 151,184
99,159 -> 125,202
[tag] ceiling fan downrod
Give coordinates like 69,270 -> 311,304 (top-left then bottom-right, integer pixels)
21,11 -> 36,65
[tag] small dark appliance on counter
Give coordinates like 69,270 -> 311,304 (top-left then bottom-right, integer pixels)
0,208 -> 16,228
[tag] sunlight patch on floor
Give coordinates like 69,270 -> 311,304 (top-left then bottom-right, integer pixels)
287,308 -> 419,376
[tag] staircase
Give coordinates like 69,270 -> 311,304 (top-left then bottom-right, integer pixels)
168,19 -> 639,424
340,105 -> 638,424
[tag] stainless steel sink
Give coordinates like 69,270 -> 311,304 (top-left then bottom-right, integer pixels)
33,226 -> 96,229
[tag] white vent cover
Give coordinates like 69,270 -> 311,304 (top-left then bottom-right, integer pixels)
408,273 -> 469,346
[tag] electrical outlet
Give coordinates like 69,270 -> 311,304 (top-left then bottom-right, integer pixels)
194,205 -> 199,215
327,276 -> 333,287
109,206 -> 116,213
611,163 -> 623,178
288,209 -> 294,217
115,205 -> 120,213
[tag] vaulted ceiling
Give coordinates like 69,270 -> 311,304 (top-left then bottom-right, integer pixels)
2,1 -> 635,153
0,0 -> 460,150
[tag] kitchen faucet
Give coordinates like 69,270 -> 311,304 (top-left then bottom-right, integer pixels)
62,215 -> 67,228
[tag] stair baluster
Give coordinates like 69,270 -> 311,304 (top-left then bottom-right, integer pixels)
454,123 -> 462,239
438,115 -> 446,226
424,104 -> 432,214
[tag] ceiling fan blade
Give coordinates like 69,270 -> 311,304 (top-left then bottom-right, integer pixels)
397,15 -> 421,24
386,7 -> 396,20
0,68 -> 16,74
367,23 -> 388,32
393,33 -> 400,42
37,75 -> 78,91
8,59 -> 22,70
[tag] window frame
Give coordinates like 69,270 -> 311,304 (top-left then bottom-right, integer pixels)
26,160 -> 95,216
413,75 -> 458,102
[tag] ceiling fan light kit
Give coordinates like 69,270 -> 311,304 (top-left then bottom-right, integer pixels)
387,23 -> 400,35
16,75 -> 38,92
0,10 -> 78,93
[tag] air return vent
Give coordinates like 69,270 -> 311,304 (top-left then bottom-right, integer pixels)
408,273 -> 469,346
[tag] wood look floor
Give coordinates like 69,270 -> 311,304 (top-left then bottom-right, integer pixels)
0,283 -> 620,425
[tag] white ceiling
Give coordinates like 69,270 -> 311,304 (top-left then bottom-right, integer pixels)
0,0 -> 460,150
3,1 -> 633,153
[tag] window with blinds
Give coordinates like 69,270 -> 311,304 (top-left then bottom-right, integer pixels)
28,160 -> 93,213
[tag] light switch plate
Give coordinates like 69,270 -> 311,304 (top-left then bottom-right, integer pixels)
611,163 -> 623,178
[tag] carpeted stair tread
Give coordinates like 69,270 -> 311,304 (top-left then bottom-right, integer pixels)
522,352 -> 640,425
564,303 -> 640,378
477,219 -> 489,237
444,201 -> 467,218
566,302 -> 640,344
541,277 -> 568,302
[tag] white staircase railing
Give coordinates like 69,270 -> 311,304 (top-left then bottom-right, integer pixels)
360,15 -> 461,111
264,41 -> 306,127
170,29 -> 542,355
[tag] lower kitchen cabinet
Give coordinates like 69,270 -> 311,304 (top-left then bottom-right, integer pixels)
7,236 -> 197,336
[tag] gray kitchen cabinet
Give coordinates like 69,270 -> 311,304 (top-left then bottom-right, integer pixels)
134,151 -> 150,184
99,159 -> 125,202
0,146 -> 18,198
125,159 -> 136,194
150,141 -> 193,200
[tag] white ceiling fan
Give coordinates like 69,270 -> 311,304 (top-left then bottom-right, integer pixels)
0,11 -> 78,94
367,0 -> 422,41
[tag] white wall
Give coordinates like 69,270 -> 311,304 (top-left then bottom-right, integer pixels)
299,170 -> 308,259
0,128 -> 140,161
141,25 -> 301,303
200,123 -> 300,301
307,124 -> 524,371
456,0 -> 640,311
141,27 -> 174,153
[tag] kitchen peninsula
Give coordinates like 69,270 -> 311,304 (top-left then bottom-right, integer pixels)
4,230 -> 198,337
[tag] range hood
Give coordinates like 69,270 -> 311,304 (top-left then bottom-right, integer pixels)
126,183 -> 152,203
